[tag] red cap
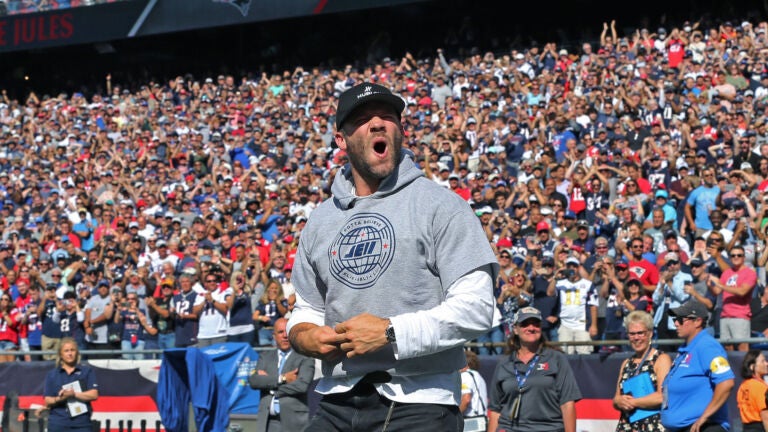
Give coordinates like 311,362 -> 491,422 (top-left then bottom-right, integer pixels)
536,221 -> 550,232
496,237 -> 512,249
136,199 -> 146,208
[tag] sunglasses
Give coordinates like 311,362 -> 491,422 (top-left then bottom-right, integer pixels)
730,253 -> 744,258
673,316 -> 696,325
517,319 -> 541,328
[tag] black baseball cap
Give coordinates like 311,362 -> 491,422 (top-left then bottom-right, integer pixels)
335,83 -> 405,130
669,299 -> 709,319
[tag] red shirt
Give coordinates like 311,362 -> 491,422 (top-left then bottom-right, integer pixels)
14,294 -> 32,339
569,185 -> 587,214
0,308 -> 21,344
721,266 -> 757,319
667,39 -> 685,68
629,258 -> 659,291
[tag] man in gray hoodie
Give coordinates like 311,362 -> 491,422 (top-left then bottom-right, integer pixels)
287,83 -> 498,431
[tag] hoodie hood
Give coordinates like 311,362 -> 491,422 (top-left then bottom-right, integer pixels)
331,149 -> 423,210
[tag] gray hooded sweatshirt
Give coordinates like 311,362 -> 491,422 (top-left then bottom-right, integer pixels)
291,150 -> 498,380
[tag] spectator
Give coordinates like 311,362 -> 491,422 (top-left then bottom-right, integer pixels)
547,256 -> 598,354
684,166 -> 721,236
0,292 -> 21,362
23,284 -> 43,360
38,284 -> 62,361
54,291 -> 86,353
531,254 -> 559,341
114,291 -> 156,360
620,236 -> 660,295
709,244 -> 758,351
193,270 -> 232,347
226,271 -> 256,345
253,279 -> 289,347
83,280 -> 114,358
652,251 -> 694,343
169,274 -> 204,348
144,280 -> 176,353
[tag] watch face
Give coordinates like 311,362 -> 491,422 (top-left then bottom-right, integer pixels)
386,325 -> 396,343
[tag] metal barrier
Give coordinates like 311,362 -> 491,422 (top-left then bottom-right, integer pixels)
0,336 -> 764,359
0,345 -> 277,358
467,336 -> 768,351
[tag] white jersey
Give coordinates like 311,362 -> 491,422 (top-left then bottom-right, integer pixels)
197,287 -> 232,340
555,278 -> 598,330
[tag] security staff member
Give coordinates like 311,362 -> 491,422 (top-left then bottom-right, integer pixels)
661,299 -> 735,432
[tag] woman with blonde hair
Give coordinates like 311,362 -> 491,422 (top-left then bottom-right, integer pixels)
497,269 -> 532,339
43,337 -> 99,431
252,279 -> 288,346
613,310 -> 671,432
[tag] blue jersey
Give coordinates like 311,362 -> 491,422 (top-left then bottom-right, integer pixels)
686,185 -> 720,230
41,299 -> 62,338
24,300 -> 42,346
255,299 -> 288,327
119,308 -> 151,342
229,292 -> 253,327
171,290 -> 199,347
661,330 -> 735,430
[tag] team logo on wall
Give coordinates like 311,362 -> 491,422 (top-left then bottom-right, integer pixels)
212,0 -> 252,17
329,213 -> 395,289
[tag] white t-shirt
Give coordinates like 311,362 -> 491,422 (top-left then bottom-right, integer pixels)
197,287 -> 232,340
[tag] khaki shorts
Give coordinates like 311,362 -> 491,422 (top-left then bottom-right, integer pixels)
41,335 -> 61,361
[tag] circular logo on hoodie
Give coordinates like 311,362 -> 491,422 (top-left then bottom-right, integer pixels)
329,213 -> 395,289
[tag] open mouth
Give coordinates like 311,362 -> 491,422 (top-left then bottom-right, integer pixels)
372,138 -> 387,156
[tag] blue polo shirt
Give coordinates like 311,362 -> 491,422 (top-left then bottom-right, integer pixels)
43,364 -> 98,429
661,330 -> 734,430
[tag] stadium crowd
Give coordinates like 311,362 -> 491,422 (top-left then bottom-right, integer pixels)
0,14 -> 768,361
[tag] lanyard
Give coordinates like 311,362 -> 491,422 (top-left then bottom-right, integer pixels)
632,347 -> 653,377
514,353 -> 539,390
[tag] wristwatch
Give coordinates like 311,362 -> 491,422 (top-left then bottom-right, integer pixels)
385,322 -> 396,344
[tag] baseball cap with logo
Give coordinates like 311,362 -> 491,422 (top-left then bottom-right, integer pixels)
514,306 -> 542,324
335,83 -> 405,129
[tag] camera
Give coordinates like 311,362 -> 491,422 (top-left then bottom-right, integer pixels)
564,269 -> 575,279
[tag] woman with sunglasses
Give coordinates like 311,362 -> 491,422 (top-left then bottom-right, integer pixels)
661,299 -> 735,432
613,310 -> 671,432
498,269 -> 532,339
0,293 -> 21,363
487,307 -> 581,432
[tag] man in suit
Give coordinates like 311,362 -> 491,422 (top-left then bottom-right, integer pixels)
249,317 -> 315,432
